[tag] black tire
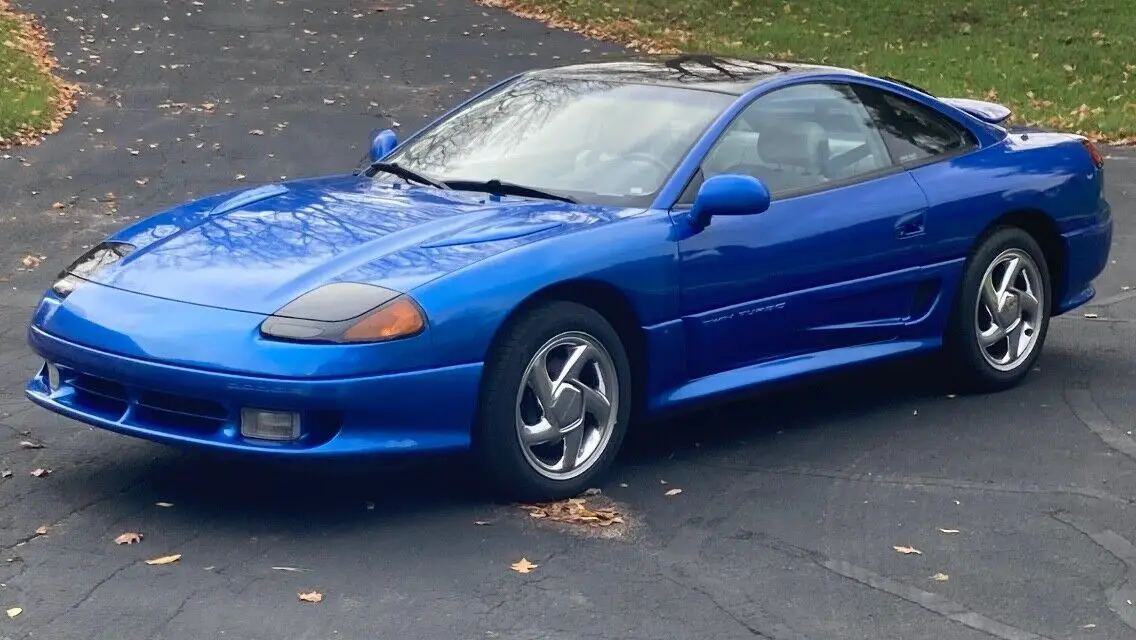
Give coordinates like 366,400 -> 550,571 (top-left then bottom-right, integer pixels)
473,301 -> 632,502
944,226 -> 1052,393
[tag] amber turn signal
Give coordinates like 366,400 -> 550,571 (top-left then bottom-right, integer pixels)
343,297 -> 425,342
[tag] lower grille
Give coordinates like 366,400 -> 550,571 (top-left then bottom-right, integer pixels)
66,371 -> 228,434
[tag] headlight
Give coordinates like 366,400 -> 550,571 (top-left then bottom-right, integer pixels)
259,282 -> 426,344
52,242 -> 135,298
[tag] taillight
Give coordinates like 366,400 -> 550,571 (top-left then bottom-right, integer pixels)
1081,139 -> 1104,169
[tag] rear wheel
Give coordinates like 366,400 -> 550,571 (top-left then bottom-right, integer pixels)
474,301 -> 631,501
944,227 -> 1052,392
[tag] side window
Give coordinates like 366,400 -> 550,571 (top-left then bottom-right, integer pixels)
854,86 -> 977,165
678,83 -> 894,204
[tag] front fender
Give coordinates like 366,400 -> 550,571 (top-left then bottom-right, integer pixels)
411,209 -> 679,366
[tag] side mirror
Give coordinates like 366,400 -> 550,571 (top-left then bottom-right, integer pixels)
689,174 -> 771,229
369,129 -> 399,162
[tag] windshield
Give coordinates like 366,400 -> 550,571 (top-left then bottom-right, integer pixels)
379,75 -> 734,206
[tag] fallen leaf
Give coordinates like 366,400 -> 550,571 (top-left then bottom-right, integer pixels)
938,528 -> 960,534
18,440 -> 43,449
20,255 -> 42,269
271,566 -> 308,572
114,532 -> 143,545
665,488 -> 683,496
5,607 -> 21,618
29,468 -> 51,477
201,102 -> 216,111
931,572 -> 949,581
154,502 -> 174,508
510,558 -> 538,573
144,554 -> 181,565
893,545 -> 922,555
34,526 -> 48,535
51,201 -> 65,209
517,498 -> 624,528
298,590 -> 323,603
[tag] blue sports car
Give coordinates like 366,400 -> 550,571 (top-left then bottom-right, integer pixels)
26,55 -> 1112,499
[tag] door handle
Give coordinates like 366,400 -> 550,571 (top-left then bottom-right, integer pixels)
895,211 -> 926,239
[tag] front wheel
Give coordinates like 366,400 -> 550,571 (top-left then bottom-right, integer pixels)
473,301 -> 632,501
944,227 -> 1052,392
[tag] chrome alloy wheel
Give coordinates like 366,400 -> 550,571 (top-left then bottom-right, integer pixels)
515,331 -> 619,480
974,248 -> 1045,372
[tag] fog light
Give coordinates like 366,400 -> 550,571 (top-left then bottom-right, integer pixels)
46,362 -> 61,392
240,408 -> 300,441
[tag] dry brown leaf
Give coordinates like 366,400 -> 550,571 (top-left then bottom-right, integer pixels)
114,532 -> 143,545
893,545 -> 922,555
34,525 -> 48,535
510,558 -> 538,573
5,607 -> 21,618
931,572 -> 949,581
18,440 -> 43,449
29,468 -> 51,477
144,554 -> 181,565
664,488 -> 683,496
154,502 -> 174,508
298,590 -> 323,603
200,102 -> 216,111
20,255 -> 42,269
938,528 -> 960,534
517,498 -> 624,528
51,201 -> 65,209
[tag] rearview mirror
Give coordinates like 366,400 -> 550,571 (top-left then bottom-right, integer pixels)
369,129 -> 399,162
690,174 -> 771,229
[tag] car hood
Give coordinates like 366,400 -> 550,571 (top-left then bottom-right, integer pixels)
94,174 -> 636,315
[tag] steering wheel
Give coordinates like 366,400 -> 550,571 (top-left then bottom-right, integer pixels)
619,151 -> 671,174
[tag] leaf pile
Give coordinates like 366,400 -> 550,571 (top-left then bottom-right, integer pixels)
519,497 -> 624,528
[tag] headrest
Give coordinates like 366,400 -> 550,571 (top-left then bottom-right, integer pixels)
756,119 -> 828,171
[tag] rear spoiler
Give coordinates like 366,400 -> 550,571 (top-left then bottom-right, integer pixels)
881,76 -> 1012,125
938,97 -> 1012,125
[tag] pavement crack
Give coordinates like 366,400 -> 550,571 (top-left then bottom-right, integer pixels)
694,462 -> 1134,506
1052,511 -> 1136,632
27,560 -> 135,637
1063,388 -> 1136,462
657,567 -> 778,639
819,558 -> 1053,640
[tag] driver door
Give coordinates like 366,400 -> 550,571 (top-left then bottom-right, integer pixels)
674,82 -> 933,379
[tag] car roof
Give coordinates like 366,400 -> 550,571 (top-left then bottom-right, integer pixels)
527,54 -> 863,95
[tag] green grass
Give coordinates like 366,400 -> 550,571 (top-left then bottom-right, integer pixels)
0,3 -> 66,145
488,0 -> 1136,140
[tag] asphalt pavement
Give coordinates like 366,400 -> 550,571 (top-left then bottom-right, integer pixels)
2,1 -> 1136,639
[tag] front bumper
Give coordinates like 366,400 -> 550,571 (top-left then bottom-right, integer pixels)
26,325 -> 482,457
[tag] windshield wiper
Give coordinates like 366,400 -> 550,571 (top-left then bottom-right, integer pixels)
366,161 -> 451,190
445,179 -> 578,204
